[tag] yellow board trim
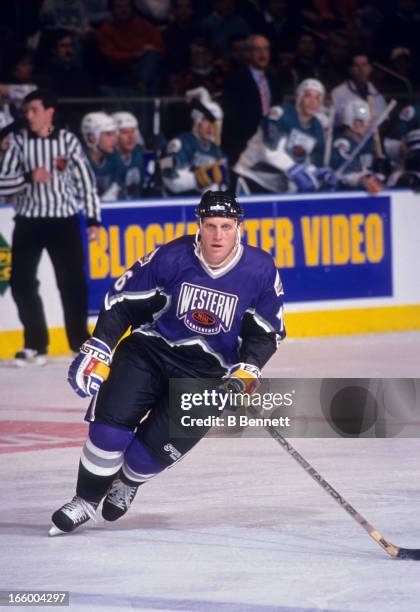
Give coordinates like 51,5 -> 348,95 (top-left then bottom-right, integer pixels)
0,305 -> 419,359
286,304 -> 420,338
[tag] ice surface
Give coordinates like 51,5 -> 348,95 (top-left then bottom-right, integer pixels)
1,333 -> 420,612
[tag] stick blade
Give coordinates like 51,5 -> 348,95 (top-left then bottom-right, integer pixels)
396,548 -> 420,560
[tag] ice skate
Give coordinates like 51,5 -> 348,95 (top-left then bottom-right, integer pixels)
14,348 -> 47,367
102,477 -> 140,522
49,496 -> 98,536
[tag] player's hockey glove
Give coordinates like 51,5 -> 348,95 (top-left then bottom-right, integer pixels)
223,363 -> 262,395
68,337 -> 112,398
371,157 -> 392,182
315,167 -> 339,192
194,161 -> 225,188
287,163 -> 319,192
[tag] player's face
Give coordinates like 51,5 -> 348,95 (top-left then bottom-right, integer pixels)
99,131 -> 117,154
299,90 -> 322,117
24,100 -> 54,135
197,118 -> 214,142
352,118 -> 368,135
118,127 -> 137,152
200,217 -> 238,266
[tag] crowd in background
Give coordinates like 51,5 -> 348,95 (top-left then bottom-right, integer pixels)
1,0 -> 420,199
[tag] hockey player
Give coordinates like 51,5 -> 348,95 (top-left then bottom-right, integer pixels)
49,190 -> 285,535
160,87 -> 229,195
234,78 -> 326,194
388,129 -> 420,192
330,100 -> 389,194
112,111 -> 145,199
81,112 -> 125,201
385,102 -> 420,163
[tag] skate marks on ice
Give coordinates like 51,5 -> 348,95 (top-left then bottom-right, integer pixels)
67,590 -> 347,612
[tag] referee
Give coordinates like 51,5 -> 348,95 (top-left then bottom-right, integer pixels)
0,89 -> 101,365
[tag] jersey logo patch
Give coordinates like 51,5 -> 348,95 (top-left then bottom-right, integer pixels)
177,282 -> 238,335
399,106 -> 415,121
288,128 -> 316,157
138,248 -> 159,267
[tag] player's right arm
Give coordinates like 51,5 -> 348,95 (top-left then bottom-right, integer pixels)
260,108 -> 319,192
68,247 -> 169,397
160,136 -> 197,193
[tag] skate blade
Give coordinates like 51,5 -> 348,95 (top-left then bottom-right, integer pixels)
48,524 -> 66,537
14,358 -> 47,368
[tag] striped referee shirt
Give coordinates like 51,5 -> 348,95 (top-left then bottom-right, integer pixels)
0,128 -> 101,224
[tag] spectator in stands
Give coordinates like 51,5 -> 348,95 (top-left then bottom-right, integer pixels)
81,111 -> 125,200
83,0 -> 111,27
222,34 -> 283,166
253,0 -> 298,57
2,49 -> 36,87
373,0 -> 420,63
318,30 -> 352,91
163,0 -> 197,77
112,111 -> 145,199
169,37 -> 227,96
379,47 -> 418,100
200,0 -> 251,59
135,0 -> 171,23
331,51 -> 386,126
290,34 -> 321,83
233,79 -> 326,194
0,49 -> 37,129
330,99 -> 389,194
159,87 -> 228,196
226,34 -> 249,70
36,29 -> 96,98
301,0 -> 359,31
96,0 -> 165,94
39,0 -> 92,36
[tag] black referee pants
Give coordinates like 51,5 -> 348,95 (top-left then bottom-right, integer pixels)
10,216 -> 90,354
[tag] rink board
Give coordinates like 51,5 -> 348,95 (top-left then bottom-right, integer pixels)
0,190 -> 419,357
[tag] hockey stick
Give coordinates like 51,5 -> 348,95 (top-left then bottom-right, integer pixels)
323,105 -> 335,166
367,96 -> 383,158
247,403 -> 420,560
334,99 -> 397,179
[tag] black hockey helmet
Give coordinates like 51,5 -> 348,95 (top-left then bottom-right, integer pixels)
196,190 -> 243,221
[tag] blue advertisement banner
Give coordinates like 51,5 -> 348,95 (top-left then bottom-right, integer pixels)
83,194 -> 392,315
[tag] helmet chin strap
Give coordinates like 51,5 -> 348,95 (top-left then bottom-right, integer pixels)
195,222 -> 241,270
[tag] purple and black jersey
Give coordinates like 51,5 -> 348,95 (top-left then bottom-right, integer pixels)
93,235 -> 285,375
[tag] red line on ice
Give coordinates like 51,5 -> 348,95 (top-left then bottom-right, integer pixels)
0,420 -> 88,453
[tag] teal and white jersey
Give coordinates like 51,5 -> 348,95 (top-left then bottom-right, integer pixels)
234,102 -> 325,193
385,103 -> 420,161
389,103 -> 420,140
331,133 -> 375,188
160,132 -> 228,195
85,149 -> 125,201
117,144 -> 144,200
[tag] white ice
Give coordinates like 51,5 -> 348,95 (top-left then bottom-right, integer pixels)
1,332 -> 420,612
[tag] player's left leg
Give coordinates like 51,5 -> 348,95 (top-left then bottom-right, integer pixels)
102,381 -> 215,521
